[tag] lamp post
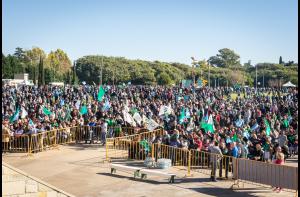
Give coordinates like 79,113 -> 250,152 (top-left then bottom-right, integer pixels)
100,56 -> 103,86
263,65 -> 265,88
208,61 -> 210,88
255,65 -> 258,90
191,57 -> 196,103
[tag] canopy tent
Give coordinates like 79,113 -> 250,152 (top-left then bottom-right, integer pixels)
282,81 -> 296,87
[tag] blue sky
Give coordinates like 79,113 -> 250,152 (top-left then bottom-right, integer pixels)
2,0 -> 298,65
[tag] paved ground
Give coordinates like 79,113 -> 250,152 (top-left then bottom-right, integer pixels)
2,144 -> 298,197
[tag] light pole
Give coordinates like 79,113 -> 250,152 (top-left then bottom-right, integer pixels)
263,65 -> 265,88
191,57 -> 196,103
209,65 -> 211,88
113,57 -> 115,86
100,56 -> 103,86
255,65 -> 258,90
214,78 -> 216,89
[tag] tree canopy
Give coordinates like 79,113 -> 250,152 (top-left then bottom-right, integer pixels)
2,47 -> 298,87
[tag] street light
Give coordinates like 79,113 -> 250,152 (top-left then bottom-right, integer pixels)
208,61 -> 210,88
100,56 -> 103,86
191,57 -> 196,102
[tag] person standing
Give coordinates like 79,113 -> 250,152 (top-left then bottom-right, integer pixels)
273,152 -> 285,193
209,141 -> 223,181
101,119 -> 108,146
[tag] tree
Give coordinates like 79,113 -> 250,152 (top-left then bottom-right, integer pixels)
25,47 -> 46,65
208,48 -> 241,68
33,66 -> 36,85
284,61 -> 294,67
38,56 -> 45,86
279,56 -> 283,64
157,72 -> 172,85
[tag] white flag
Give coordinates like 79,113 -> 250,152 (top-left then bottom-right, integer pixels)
133,112 -> 142,125
144,116 -> 159,131
21,108 -> 28,119
75,100 -> 81,110
208,114 -> 215,130
159,105 -> 173,116
122,110 -> 136,127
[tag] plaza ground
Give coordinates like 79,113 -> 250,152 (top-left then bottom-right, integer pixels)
2,144 -> 298,197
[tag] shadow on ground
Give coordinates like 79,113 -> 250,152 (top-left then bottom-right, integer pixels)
187,187 -> 273,197
97,172 -> 169,185
63,143 -> 104,150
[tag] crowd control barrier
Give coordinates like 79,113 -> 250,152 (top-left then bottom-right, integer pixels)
2,134 -> 30,153
2,126 -> 140,155
152,143 -> 190,173
105,128 -> 164,161
190,149 -> 237,179
235,158 -> 298,194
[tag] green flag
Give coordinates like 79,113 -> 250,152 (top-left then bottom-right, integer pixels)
9,108 -> 20,123
200,121 -> 214,133
130,107 -> 138,115
79,105 -> 88,115
283,119 -> 289,128
232,134 -> 238,142
179,108 -> 186,124
140,140 -> 150,152
97,86 -> 105,101
264,118 -> 271,136
43,107 -> 52,116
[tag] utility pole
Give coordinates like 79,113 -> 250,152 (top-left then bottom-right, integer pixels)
113,57 -> 115,86
191,57 -> 196,103
208,62 -> 210,88
263,65 -> 265,88
214,78 -> 216,89
255,65 -> 258,90
100,56 -> 103,86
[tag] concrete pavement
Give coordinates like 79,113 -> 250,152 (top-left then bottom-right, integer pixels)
2,143 -> 298,197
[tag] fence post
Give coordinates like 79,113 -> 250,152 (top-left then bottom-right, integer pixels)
151,143 -> 154,160
188,150 -> 191,176
27,135 -> 30,155
105,138 -> 108,161
54,129 -> 57,146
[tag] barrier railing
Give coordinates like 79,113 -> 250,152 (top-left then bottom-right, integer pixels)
190,149 -> 236,179
235,158 -> 298,193
2,126 -> 141,155
105,128 -> 164,161
106,139 -> 297,195
2,134 -> 30,154
152,143 -> 190,173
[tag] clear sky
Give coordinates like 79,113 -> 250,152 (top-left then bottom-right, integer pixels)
2,0 -> 298,65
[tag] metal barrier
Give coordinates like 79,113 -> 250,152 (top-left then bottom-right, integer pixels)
2,134 -> 30,153
152,143 -> 190,173
190,149 -> 236,180
235,158 -> 298,194
29,133 -> 44,153
56,127 -> 77,145
105,128 -> 164,161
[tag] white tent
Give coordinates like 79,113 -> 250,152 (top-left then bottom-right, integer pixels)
282,81 -> 296,87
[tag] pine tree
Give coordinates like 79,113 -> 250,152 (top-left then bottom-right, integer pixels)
38,56 -> 45,86
279,56 -> 283,64
41,58 -> 45,85
72,61 -> 76,85
33,66 -> 36,85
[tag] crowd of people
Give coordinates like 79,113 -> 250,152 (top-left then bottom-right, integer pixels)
2,84 -> 298,165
